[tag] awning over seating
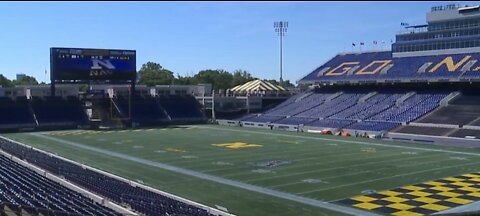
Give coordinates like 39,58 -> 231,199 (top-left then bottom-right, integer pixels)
229,80 -> 286,93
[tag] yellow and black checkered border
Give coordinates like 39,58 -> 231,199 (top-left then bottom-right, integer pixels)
336,173 -> 480,215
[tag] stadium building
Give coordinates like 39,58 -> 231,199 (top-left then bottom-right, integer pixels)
230,3 -> 480,146
3,3 -> 480,216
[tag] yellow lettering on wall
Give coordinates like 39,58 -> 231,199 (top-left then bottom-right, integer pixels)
324,62 -> 359,76
355,60 -> 392,75
429,56 -> 471,73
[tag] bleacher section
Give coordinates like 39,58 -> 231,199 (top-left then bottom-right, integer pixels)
387,91 -> 480,139
0,150 -> 120,216
0,97 -> 36,129
416,92 -> 480,126
0,138 -> 213,216
31,96 -> 88,127
158,95 -> 205,121
299,51 -> 480,84
0,93 -> 206,131
369,91 -> 449,123
239,89 -> 450,132
112,95 -> 169,124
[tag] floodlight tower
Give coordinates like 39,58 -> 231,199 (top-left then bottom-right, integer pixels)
274,21 -> 288,85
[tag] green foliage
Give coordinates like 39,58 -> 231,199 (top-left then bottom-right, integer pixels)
193,69 -> 233,90
136,61 -> 295,90
0,74 -> 13,87
138,62 -> 175,86
264,79 -> 295,88
174,74 -> 195,85
280,80 -> 295,88
231,69 -> 255,87
12,75 -> 38,86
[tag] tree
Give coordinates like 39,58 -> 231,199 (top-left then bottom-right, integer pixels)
12,75 -> 38,86
174,73 -> 196,85
231,69 -> 254,87
194,69 -> 233,90
280,80 -> 295,88
137,62 -> 175,86
0,75 -> 13,87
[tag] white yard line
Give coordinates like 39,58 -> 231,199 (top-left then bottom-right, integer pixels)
269,155 -> 455,188
174,143 -> 341,167
29,133 -> 380,216
198,126 -> 480,157
218,148 -> 392,178
202,148 -> 393,174
297,160 -> 480,196
267,152 -> 450,189
244,151 -> 441,182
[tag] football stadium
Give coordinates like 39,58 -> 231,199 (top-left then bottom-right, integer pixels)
3,3 -> 480,216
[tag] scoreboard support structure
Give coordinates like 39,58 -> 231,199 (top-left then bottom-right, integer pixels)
50,47 -> 137,127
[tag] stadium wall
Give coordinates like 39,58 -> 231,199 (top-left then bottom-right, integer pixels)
384,132 -> 480,148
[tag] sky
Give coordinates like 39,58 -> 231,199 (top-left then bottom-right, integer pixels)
0,1 -> 478,84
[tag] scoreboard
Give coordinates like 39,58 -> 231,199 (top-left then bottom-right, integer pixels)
50,47 -> 136,81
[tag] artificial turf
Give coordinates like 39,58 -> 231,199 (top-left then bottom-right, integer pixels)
4,124 -> 480,216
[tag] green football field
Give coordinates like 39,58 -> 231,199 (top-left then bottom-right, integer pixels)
4,124 -> 480,216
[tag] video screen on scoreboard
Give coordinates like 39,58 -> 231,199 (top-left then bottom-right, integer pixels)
50,47 -> 136,81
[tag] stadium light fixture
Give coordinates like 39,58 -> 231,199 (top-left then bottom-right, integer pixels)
274,21 -> 288,85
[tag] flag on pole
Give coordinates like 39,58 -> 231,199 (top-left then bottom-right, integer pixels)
373,41 -> 378,45
360,42 -> 365,46
352,43 -> 356,46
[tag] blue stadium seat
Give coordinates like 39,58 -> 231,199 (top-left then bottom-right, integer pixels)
239,89 -> 450,132
0,143 -> 120,216
0,138 -> 214,216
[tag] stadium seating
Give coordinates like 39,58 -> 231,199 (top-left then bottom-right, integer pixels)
368,92 -> 448,123
306,119 -> 356,129
299,51 -> 480,83
0,150 -> 120,216
240,89 -> 450,132
157,95 -> 205,120
0,93 -> 206,130
274,117 -> 318,125
0,97 -> 36,129
296,91 -> 367,118
245,115 -> 285,123
112,94 -> 169,124
346,121 -> 401,132
0,138 -> 213,216
415,92 -> 480,126
264,91 -> 334,116
31,96 -> 88,126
